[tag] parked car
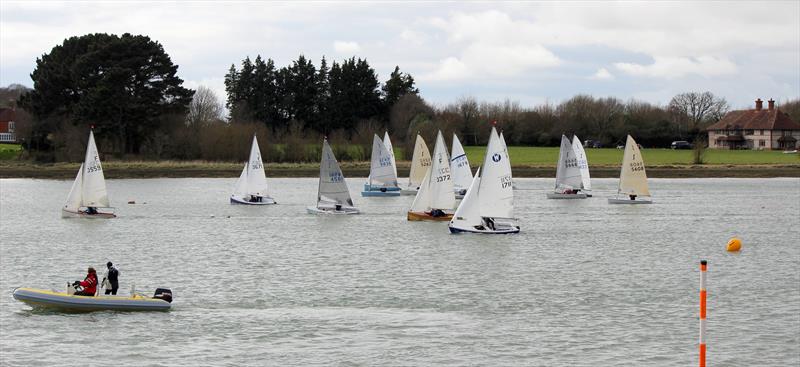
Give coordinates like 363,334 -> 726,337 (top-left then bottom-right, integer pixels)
671,141 -> 692,149
584,139 -> 603,148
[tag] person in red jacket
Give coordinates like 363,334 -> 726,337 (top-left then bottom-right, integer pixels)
72,267 -> 98,296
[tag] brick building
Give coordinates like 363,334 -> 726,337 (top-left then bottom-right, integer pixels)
706,99 -> 800,150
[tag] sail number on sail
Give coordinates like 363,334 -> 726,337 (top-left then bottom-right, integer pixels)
328,172 -> 344,182
86,156 -> 102,173
379,156 -> 392,167
500,175 -> 512,188
250,154 -> 263,170
564,158 -> 578,168
434,167 -> 451,183
629,161 -> 645,172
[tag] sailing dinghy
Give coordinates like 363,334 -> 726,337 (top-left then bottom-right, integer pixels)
609,135 -> 652,204
62,130 -> 115,218
547,135 -> 588,199
450,134 -> 472,199
400,134 -> 432,195
362,134 -> 401,196
308,138 -> 359,214
449,126 -> 519,234
407,131 -> 456,221
571,135 -> 592,197
231,135 -> 276,205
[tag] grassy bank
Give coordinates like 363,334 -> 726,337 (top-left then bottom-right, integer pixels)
0,146 -> 797,179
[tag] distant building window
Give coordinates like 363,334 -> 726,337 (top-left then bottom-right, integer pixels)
745,130 -> 754,135
7,121 -> 13,133
759,130 -> 764,135
759,140 -> 766,147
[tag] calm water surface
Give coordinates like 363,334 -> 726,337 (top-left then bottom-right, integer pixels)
0,177 -> 798,366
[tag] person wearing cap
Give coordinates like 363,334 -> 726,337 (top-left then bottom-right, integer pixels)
72,267 -> 98,296
102,262 -> 120,295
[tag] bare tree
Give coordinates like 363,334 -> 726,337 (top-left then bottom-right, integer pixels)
668,91 -> 729,137
187,86 -> 225,127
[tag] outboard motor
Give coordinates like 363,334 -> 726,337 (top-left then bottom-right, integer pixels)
153,288 -> 173,303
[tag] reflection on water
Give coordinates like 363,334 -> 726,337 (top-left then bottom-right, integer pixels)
1,178 -> 798,366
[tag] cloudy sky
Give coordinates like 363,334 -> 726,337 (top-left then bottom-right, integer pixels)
1,1 -> 798,109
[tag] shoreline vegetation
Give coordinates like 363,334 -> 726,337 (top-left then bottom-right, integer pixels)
1,160 -> 798,179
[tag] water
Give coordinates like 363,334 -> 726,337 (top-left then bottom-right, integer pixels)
1,177 -> 798,366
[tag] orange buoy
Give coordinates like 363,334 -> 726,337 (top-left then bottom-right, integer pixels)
726,238 -> 742,252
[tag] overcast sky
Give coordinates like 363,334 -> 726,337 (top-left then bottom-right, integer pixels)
1,1 -> 798,109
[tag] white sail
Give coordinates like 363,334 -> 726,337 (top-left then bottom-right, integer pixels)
369,134 -> 398,187
618,135 -> 650,196
410,131 -> 455,212
245,136 -> 269,197
407,134 -> 431,189
63,163 -> 84,211
318,139 -> 354,207
232,164 -> 248,197
409,169 -> 432,212
81,130 -> 110,208
499,131 -> 508,152
571,135 -> 591,191
450,134 -> 472,191
383,132 -> 398,182
450,168 -> 482,228
478,127 -> 514,219
554,135 -> 583,191
428,131 -> 455,210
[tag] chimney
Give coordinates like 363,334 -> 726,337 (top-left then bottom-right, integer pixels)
768,99 -> 775,110
755,98 -> 763,110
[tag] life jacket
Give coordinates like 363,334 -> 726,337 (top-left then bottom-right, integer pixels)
79,272 -> 98,295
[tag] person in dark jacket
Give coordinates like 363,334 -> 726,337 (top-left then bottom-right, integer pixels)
103,262 -> 120,295
73,267 -> 98,296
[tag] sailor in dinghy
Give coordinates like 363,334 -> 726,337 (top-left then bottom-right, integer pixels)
308,138 -> 360,214
62,129 -> 116,218
609,135 -> 652,204
449,125 -> 520,234
547,134 -> 588,199
361,133 -> 401,196
231,135 -> 276,205
407,131 -> 456,221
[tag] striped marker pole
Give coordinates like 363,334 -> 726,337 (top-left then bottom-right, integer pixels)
699,260 -> 708,367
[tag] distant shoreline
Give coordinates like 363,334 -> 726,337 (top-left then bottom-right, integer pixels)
1,161 -> 798,179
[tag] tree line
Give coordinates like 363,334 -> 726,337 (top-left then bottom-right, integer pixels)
5,33 -> 800,163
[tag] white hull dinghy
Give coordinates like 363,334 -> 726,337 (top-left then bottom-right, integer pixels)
609,135 -> 653,204
308,138 -> 360,215
450,133 -> 472,199
61,130 -> 115,218
547,134 -> 588,200
231,135 -> 276,205
400,134 -> 432,195
449,126 -> 520,234
13,287 -> 172,312
362,133 -> 401,196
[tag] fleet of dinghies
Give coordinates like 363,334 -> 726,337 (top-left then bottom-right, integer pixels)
59,126 -> 653,227
308,138 -> 360,214
407,131 -> 456,221
400,133 -> 432,195
231,135 -> 276,205
62,130 -> 116,218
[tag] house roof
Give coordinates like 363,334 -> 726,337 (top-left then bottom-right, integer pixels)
706,108 -> 800,131
0,108 -> 14,122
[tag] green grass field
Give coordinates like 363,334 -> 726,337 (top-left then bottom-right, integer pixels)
461,146 -> 800,166
0,144 -> 21,160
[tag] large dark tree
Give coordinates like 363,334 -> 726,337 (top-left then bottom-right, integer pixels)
382,66 -> 418,109
20,33 -> 194,154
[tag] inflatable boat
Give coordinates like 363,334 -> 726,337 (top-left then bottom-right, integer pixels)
12,287 -> 172,312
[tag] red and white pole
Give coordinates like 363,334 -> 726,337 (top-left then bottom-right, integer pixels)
699,260 -> 708,367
